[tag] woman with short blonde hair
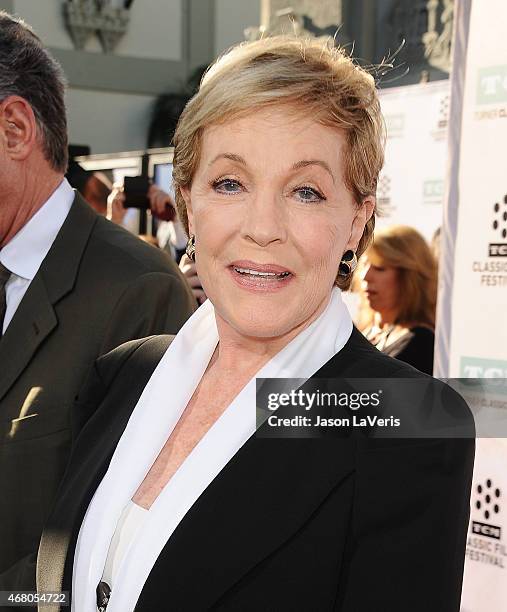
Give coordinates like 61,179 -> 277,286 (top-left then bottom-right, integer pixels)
173,35 -> 385,290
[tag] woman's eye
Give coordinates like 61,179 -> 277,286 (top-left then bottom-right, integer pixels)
212,178 -> 243,194
294,186 -> 325,203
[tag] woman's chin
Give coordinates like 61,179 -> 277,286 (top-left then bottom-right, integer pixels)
217,306 -> 298,341
236,317 -> 294,340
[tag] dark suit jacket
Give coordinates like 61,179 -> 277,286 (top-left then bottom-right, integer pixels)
0,193 -> 196,583
36,328 -> 474,612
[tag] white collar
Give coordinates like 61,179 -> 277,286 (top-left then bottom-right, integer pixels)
72,288 -> 353,612
0,179 -> 74,280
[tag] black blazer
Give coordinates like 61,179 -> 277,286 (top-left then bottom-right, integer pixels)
37,328 -> 474,612
0,194 -> 196,584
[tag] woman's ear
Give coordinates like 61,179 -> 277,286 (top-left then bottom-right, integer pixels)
345,196 -> 375,252
0,96 -> 37,161
180,186 -> 194,235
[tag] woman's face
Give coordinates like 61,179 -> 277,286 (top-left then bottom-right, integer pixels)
361,254 -> 400,320
181,106 -> 374,340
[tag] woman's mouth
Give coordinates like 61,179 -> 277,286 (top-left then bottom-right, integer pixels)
233,266 -> 291,279
228,261 -> 294,292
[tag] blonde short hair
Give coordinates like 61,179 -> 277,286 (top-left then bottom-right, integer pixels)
363,225 -> 438,328
172,35 -> 385,289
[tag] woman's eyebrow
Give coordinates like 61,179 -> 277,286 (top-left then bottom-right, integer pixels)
207,154 -> 335,185
208,152 -> 246,167
291,160 -> 335,184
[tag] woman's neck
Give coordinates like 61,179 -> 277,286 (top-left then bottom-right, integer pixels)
374,310 -> 397,329
210,293 -> 332,380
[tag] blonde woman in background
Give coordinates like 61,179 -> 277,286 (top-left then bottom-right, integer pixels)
359,225 -> 438,374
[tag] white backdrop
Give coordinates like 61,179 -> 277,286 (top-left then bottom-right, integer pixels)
343,80 -> 449,317
434,0 -> 507,610
377,80 -> 450,242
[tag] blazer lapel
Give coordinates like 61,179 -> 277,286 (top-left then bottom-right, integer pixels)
0,194 -> 97,403
0,277 -> 57,408
139,433 -> 356,610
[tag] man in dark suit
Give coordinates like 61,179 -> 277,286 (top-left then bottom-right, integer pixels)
0,11 -> 195,586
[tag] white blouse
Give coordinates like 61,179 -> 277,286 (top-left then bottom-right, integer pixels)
101,501 -> 148,589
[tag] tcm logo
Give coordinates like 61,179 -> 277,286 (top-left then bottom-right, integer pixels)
477,65 -> 507,104
489,244 -> 507,256
460,357 -> 507,379
472,522 -> 501,540
438,95 -> 449,129
488,195 -> 507,256
377,175 -> 394,216
472,478 -> 502,540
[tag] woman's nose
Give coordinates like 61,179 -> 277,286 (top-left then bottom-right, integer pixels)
240,191 -> 287,246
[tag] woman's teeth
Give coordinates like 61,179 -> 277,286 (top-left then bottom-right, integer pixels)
233,267 -> 290,278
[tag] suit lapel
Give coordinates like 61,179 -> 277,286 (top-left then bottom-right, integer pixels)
0,277 -> 57,407
0,194 -> 97,403
36,194 -> 97,304
139,434 -> 355,610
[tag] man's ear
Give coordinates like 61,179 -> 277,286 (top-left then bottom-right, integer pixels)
344,196 -> 376,252
180,185 -> 194,235
0,96 -> 38,161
